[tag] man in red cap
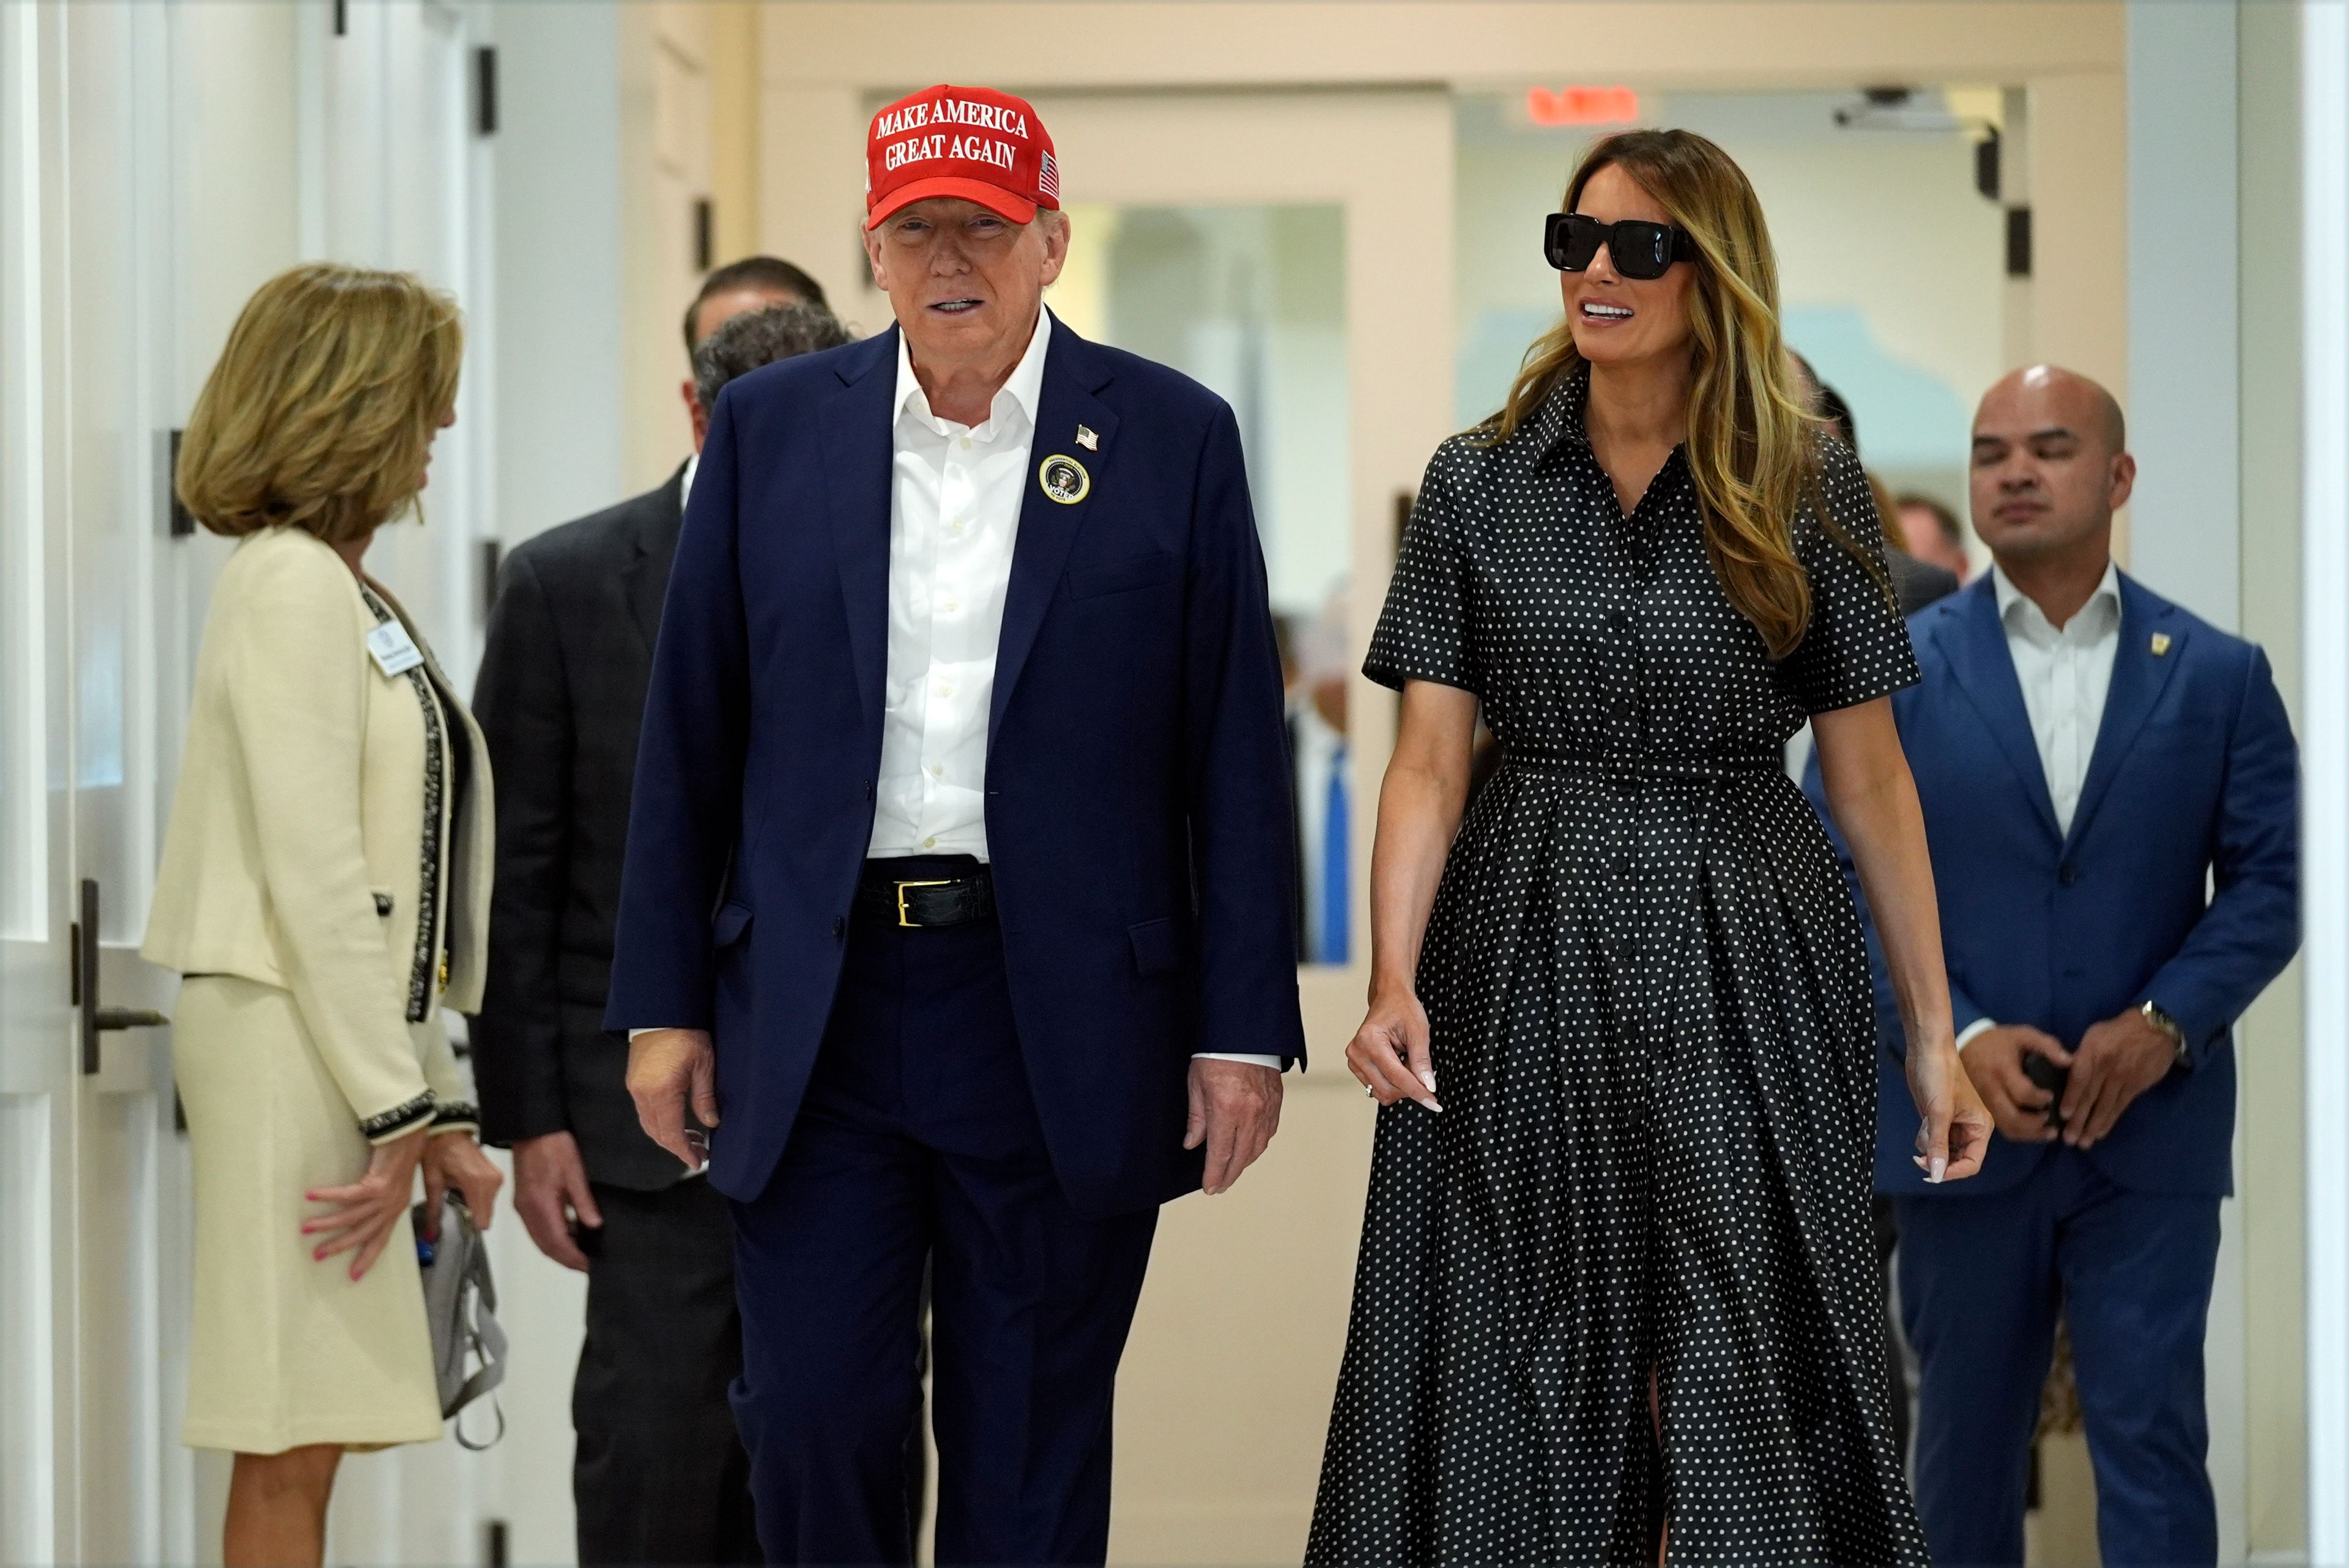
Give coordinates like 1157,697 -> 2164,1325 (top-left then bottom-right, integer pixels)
610,85 -> 1305,1564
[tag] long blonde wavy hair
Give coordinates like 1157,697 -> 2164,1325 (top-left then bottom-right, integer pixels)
1482,130 -> 1866,659
177,263 -> 463,545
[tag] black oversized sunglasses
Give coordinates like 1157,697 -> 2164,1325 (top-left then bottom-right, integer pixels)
1543,212 -> 1699,280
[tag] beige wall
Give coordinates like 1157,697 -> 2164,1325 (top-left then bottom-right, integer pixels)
707,2 -> 764,268
620,4 -> 707,491
618,2 -> 789,492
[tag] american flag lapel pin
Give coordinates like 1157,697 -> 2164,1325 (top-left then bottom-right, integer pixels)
1075,424 -> 1099,451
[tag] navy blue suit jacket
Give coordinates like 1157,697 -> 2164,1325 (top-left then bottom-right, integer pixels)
605,316 -> 1307,1213
1804,572 -> 2297,1199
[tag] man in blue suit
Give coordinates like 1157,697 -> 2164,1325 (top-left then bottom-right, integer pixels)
605,84 -> 1305,1566
1807,365 -> 2297,1566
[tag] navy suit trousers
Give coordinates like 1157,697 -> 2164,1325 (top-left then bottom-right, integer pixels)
1896,1150 -> 2220,1567
727,863 -> 1159,1566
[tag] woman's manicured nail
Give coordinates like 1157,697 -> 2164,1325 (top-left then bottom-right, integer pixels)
1929,1156 -> 1948,1183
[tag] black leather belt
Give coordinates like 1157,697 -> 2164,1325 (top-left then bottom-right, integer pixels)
853,866 -> 997,928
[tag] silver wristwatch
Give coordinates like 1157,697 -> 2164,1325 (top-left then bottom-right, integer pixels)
2142,1000 -> 2191,1068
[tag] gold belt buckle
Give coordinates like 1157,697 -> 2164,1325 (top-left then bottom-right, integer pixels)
895,879 -> 952,928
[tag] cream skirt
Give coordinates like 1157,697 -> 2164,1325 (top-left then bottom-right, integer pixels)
174,974 -> 442,1453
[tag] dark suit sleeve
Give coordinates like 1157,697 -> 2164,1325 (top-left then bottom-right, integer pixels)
469,550 -> 574,1146
1800,737 -> 1988,1051
604,393 -> 750,1032
1182,404 -> 1308,1066
2141,645 -> 2300,1061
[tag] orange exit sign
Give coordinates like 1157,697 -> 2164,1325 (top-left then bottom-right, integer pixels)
1525,85 -> 1641,127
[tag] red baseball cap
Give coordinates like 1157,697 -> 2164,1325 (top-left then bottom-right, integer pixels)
865,84 -> 1060,231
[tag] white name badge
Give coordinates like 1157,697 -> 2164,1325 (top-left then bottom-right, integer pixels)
366,620 -> 425,678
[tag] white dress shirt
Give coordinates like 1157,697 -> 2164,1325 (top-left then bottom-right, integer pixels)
645,310 -> 1282,1070
1954,561 -> 2121,1050
868,308 -> 1051,859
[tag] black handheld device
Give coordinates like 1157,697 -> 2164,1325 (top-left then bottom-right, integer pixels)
2021,1051 -> 2071,1129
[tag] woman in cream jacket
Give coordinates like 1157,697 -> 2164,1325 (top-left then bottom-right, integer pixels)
144,263 -> 502,1568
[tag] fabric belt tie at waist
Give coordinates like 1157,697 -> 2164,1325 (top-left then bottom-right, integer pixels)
1502,749 -> 1781,782
853,867 -> 998,928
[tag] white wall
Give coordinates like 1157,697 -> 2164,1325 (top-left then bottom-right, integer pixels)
491,3 -> 626,549
2128,1 -> 2243,632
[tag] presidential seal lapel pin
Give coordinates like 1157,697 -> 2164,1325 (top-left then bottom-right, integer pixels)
1075,424 -> 1099,451
1038,453 -> 1091,505
2151,632 -> 2173,656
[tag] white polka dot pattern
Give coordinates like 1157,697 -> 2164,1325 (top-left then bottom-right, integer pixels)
1305,373 -> 1929,1567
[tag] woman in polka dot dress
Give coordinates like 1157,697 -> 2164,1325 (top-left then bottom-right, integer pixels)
1305,130 -> 1992,1566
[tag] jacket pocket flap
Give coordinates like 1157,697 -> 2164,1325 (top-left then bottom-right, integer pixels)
1128,917 -> 1180,977
711,902 -> 754,949
1070,550 -> 1181,600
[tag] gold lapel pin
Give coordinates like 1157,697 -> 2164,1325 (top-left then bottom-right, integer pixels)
1038,453 -> 1091,505
1075,424 -> 1099,451
2151,632 -> 2172,656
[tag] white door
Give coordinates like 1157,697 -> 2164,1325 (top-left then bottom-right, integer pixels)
1,6 -> 495,1564
2,3 -> 199,1562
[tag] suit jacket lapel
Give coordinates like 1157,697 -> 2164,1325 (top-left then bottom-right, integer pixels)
2064,574 -> 2186,852
622,464 -> 689,657
990,314 -> 1120,741
821,330 -> 902,728
1937,576 -> 2065,846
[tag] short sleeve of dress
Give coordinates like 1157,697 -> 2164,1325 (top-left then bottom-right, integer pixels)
1363,448 -> 1482,695
1780,440 -> 1921,714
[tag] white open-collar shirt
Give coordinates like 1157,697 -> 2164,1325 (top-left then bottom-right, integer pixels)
868,306 -> 1052,860
1992,559 -> 2122,840
1953,560 -> 2122,1051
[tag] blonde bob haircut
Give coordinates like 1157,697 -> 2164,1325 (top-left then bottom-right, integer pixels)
177,263 -> 462,546
1483,129 -> 1875,660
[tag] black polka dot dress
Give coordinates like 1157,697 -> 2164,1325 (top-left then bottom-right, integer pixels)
1306,372 -> 1930,1567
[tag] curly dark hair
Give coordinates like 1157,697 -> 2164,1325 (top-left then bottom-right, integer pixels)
692,303 -> 856,412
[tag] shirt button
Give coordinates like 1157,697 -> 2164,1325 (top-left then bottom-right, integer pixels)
930,764 -> 944,777
941,595 -> 959,613
923,835 -> 938,849
959,436 -> 972,449
935,682 -> 954,698
950,519 -> 967,534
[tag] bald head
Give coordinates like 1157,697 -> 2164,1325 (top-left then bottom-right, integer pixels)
1969,364 -> 2135,577
1983,364 -> 2126,456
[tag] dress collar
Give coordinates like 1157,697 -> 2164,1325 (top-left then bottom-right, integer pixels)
891,305 -> 1053,437
1524,363 -> 1592,459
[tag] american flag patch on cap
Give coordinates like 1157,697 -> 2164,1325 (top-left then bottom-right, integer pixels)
1038,149 -> 1060,201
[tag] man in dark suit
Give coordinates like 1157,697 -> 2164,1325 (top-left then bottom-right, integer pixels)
1808,366 -> 2298,1565
609,84 -> 1304,1566
470,264 -> 837,1566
